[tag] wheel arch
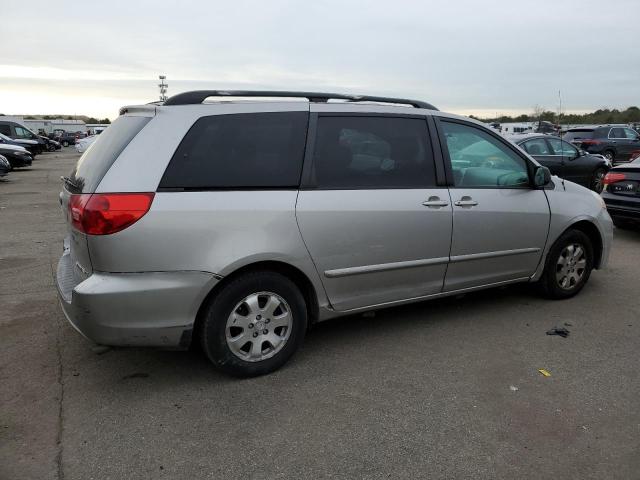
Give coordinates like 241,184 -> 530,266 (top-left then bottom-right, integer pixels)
192,260 -> 320,347
565,220 -> 603,268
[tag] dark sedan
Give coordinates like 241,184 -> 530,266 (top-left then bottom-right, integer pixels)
0,155 -> 10,177
0,144 -> 33,168
510,134 -> 610,192
602,157 -> 640,228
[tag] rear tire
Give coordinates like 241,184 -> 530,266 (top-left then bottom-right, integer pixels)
200,271 -> 307,377
590,168 -> 606,193
603,150 -> 615,162
539,229 -> 594,299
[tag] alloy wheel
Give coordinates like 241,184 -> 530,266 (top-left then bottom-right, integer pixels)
555,243 -> 587,290
225,291 -> 292,362
592,170 -> 605,193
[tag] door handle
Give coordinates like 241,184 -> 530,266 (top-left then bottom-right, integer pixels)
454,196 -> 478,207
422,196 -> 449,208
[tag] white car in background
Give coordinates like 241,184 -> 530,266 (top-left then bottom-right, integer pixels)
75,135 -> 97,153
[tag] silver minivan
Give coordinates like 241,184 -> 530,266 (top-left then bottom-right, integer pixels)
56,91 -> 613,376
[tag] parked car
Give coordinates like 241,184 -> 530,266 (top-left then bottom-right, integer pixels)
0,120 -> 46,154
0,132 -> 40,156
510,134 -> 610,192
56,90 -> 613,377
563,125 -> 640,163
601,157 -> 640,228
75,135 -> 97,153
58,132 -> 87,147
0,154 -> 11,177
39,135 -> 61,151
535,121 -> 559,135
0,143 -> 32,168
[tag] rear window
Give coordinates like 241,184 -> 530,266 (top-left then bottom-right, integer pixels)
159,112 -> 308,189
564,130 -> 594,141
68,116 -> 150,193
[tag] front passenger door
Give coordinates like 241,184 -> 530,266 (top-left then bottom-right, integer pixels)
438,119 -> 550,291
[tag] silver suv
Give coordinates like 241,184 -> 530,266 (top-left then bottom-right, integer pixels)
56,90 -> 613,376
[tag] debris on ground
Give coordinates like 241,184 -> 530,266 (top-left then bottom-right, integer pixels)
90,344 -> 111,355
538,369 -> 552,377
509,385 -> 519,391
121,372 -> 150,380
546,327 -> 570,338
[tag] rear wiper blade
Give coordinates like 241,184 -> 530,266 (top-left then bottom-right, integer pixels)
60,175 -> 80,190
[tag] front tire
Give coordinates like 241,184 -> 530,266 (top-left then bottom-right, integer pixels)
539,229 -> 594,299
200,271 -> 307,377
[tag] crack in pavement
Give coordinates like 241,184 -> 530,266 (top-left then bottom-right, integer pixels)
51,240 -> 65,480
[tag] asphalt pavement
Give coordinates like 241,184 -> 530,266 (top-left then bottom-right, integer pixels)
1,150 -> 639,479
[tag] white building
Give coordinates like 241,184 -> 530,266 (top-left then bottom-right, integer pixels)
23,119 -> 87,135
498,122 -> 536,134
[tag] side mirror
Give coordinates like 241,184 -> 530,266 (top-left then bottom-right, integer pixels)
534,165 -> 551,187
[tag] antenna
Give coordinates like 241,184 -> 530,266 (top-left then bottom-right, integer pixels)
558,89 -> 562,124
158,75 -> 168,102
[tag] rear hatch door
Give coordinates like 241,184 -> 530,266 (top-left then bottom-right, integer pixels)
60,114 -> 152,287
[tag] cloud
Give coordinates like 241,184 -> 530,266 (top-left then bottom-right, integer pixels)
1,0 -> 638,118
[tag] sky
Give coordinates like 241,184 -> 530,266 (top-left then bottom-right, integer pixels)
1,0 -> 638,120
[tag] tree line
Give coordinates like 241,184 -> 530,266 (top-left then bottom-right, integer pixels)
472,106 -> 640,125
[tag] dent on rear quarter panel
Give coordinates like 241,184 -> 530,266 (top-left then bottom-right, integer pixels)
87,191 -> 329,305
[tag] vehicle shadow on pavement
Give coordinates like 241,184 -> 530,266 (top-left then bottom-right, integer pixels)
74,281 -> 558,387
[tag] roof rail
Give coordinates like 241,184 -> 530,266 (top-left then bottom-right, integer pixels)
162,90 -> 438,110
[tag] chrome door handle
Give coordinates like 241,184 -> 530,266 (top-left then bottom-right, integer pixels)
454,196 -> 478,207
422,196 -> 449,208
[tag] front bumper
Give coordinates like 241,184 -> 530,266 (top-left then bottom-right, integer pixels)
56,251 -> 219,348
6,154 -> 32,168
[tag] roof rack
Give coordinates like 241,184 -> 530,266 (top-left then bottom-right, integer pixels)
162,90 -> 438,110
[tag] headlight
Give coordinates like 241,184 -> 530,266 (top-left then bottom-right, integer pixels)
14,151 -> 25,155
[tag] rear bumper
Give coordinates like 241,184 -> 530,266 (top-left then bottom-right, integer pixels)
56,251 -> 219,348
603,192 -> 640,222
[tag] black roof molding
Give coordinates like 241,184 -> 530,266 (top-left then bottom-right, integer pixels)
163,90 -> 438,110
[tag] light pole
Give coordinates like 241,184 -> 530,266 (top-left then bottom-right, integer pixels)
158,75 -> 168,102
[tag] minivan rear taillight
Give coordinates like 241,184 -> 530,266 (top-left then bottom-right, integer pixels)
69,193 -> 155,235
578,139 -> 601,146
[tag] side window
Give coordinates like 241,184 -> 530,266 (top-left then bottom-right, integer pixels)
159,112 -> 308,189
0,125 -> 10,136
14,126 -> 31,139
609,127 -> 625,138
522,138 -> 551,155
548,138 -> 578,157
623,128 -> 639,139
311,116 -> 435,189
441,121 -> 529,188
